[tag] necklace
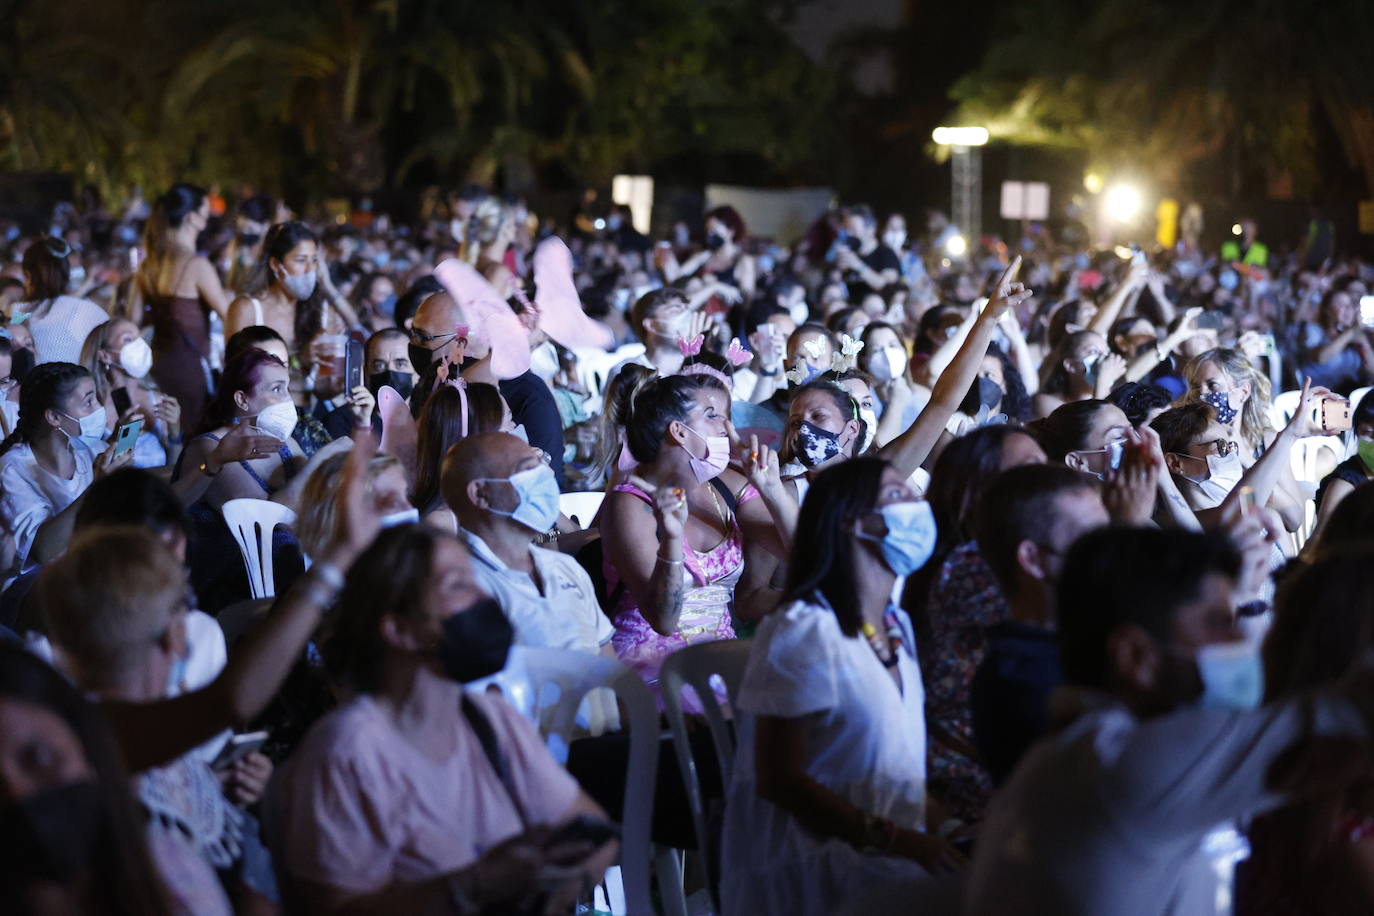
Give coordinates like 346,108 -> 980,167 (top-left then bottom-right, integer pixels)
861,609 -> 904,669
703,480 -> 728,531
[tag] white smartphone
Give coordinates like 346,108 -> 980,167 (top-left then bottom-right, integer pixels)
210,730 -> 269,772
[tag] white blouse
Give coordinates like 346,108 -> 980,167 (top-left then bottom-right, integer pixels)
720,595 -> 931,916
0,439 -> 95,566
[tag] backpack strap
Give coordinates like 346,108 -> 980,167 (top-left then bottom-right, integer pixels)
460,693 -> 529,830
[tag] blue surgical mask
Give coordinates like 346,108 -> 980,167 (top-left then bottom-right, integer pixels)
857,501 -> 937,576
165,650 -> 189,697
479,464 -> 560,532
1195,641 -> 1264,710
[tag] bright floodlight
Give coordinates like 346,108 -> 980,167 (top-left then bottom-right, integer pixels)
1083,172 -> 1104,194
1105,185 -> 1142,223
1231,223 -> 1243,236
945,234 -> 968,257
932,126 -> 989,147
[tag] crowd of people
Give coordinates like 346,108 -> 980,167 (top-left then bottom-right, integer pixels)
2,180 -> 1374,915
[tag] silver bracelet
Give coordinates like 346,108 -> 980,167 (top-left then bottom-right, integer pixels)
657,554 -> 684,565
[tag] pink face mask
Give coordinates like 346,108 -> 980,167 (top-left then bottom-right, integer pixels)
679,424 -> 730,483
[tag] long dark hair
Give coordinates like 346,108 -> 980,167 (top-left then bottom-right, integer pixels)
323,525 -> 444,693
624,373 -> 720,465
138,184 -> 205,299
0,644 -> 174,916
781,456 -> 886,638
412,382 -> 504,513
21,236 -> 72,309
0,361 -> 89,457
781,379 -> 864,464
1026,398 -> 1110,463
196,348 -> 285,434
244,221 -> 325,345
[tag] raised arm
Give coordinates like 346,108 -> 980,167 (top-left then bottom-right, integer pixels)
191,256 -> 232,320
1087,260 -> 1147,336
599,482 -> 689,635
880,258 -> 1032,480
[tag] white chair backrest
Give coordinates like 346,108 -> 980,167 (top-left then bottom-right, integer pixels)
220,498 -> 297,599
1270,389 -> 1303,430
559,491 -> 606,529
493,646 -> 663,916
659,639 -> 753,910
1291,435 -> 1345,484
572,344 -> 647,411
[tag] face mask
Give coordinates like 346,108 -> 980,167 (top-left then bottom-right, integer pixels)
437,597 -> 513,683
368,369 -> 414,401
117,338 -> 153,379
649,310 -> 691,340
883,231 -> 907,251
960,375 -> 1003,416
858,406 -> 879,453
613,288 -> 633,312
1200,390 -> 1238,426
606,214 -> 623,231
166,648 -> 189,696
679,424 -> 731,483
380,507 -> 420,528
1195,641 -> 1264,710
1185,450 -> 1244,509
377,294 -> 398,318
480,464 -> 560,532
61,405 -> 106,441
1079,353 -> 1102,385
1359,436 -> 1374,473
373,251 -> 391,269
705,232 -> 726,252
408,341 -> 441,377
788,300 -> 810,326
793,419 -> 845,469
238,232 -> 262,248
11,347 -> 34,384
1218,269 -> 1239,292
0,782 -> 102,884
278,269 -> 317,301
869,346 -> 907,382
251,399 -> 297,442
857,501 -> 937,576
67,266 -> 86,290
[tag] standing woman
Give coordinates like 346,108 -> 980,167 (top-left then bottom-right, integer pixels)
666,206 -> 757,301
15,236 -> 108,365
721,457 -> 961,916
129,184 -> 231,432
80,319 -> 181,470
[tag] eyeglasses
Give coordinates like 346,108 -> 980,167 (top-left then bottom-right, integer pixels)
409,330 -> 457,349
1200,438 -> 1238,457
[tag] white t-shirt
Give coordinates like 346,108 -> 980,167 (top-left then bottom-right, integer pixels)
459,527 -> 614,653
22,296 -> 109,365
0,439 -> 95,565
720,596 -> 930,916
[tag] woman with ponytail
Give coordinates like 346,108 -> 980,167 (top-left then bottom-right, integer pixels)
127,184 -> 231,431
0,362 -> 131,569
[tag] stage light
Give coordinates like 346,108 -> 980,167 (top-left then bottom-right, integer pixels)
1084,172 -> 1104,194
931,127 -> 989,147
1231,223 -> 1243,236
1105,185 -> 1142,223
945,234 -> 968,257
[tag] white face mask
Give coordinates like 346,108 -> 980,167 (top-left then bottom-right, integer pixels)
883,230 -> 907,251
61,405 -> 107,442
1186,450 -> 1244,509
788,300 -> 810,326
251,399 -> 297,442
380,507 -> 420,528
870,346 -> 907,382
117,338 -> 153,379
858,406 -> 879,453
278,269 -> 317,301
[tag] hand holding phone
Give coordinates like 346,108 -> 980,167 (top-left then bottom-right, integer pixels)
1320,397 -> 1352,434
211,731 -> 270,772
112,419 -> 143,459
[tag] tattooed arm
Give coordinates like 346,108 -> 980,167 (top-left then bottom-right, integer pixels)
600,484 -> 691,635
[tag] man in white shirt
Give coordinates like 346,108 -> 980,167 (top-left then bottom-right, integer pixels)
442,431 -> 614,657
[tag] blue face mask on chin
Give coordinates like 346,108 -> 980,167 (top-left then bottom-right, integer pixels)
1195,640 -> 1264,710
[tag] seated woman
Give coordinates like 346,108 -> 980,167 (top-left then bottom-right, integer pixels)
0,362 -> 129,571
277,524 -> 616,913
600,373 -> 790,701
411,381 -> 510,532
80,318 -> 181,470
173,349 -> 349,611
721,457 -> 961,916
0,642 -> 192,915
1033,330 -> 1121,418
297,450 -> 416,562
1315,390 -> 1374,533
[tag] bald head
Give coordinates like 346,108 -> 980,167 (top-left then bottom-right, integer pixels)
443,431 -> 543,525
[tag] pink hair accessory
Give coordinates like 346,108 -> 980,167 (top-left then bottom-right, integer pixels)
454,324 -> 469,340
680,363 -> 732,390
725,337 -> 751,367
677,334 -> 704,356
442,374 -> 470,438
617,436 -> 639,472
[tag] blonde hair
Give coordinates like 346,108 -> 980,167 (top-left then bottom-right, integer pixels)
40,526 -> 184,690
1185,348 -> 1273,453
296,451 -> 402,560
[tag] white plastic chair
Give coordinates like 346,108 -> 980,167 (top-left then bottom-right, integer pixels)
1269,389 -> 1302,430
660,639 -> 753,912
496,646 -> 678,916
220,498 -> 296,599
573,344 -> 647,410
560,491 -> 606,529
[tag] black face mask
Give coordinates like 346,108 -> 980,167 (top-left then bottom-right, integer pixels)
368,370 -> 414,401
238,232 -> 262,247
0,781 -> 102,884
705,232 -> 725,252
437,597 -> 514,683
960,375 -> 1004,416
11,347 -> 35,385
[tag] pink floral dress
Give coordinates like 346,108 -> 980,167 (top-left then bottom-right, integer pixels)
604,481 -> 754,708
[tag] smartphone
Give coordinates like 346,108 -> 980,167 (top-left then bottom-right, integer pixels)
344,336 -> 365,393
1258,333 -> 1277,357
1361,296 -> 1374,328
1320,397 -> 1352,434
111,386 -> 133,416
210,731 -> 269,772
112,419 -> 142,458
1238,485 -> 1257,517
541,815 -> 621,853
